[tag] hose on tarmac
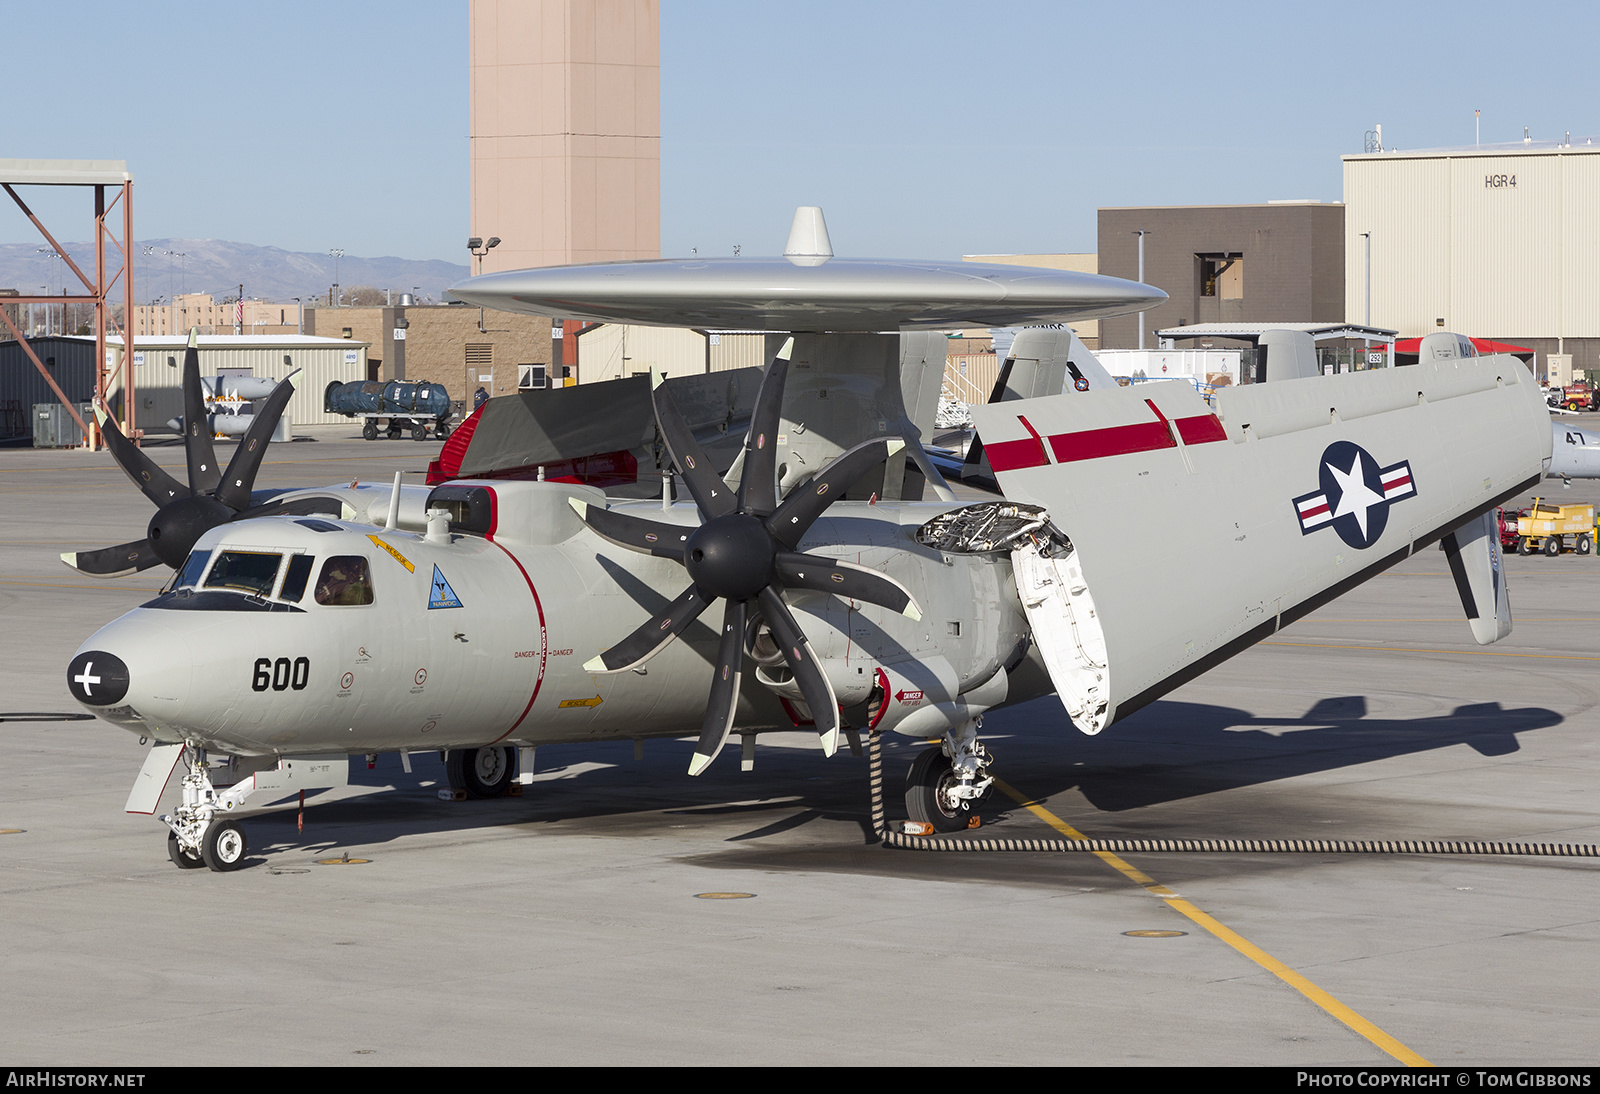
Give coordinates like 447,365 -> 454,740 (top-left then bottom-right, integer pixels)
865,729 -> 1600,859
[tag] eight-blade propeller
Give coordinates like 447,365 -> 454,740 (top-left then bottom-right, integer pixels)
63,330 -> 309,577
571,339 -> 923,775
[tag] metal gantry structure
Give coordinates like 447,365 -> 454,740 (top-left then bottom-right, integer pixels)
0,159 -> 135,449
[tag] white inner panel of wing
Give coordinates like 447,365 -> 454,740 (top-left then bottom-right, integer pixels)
1011,541 -> 1112,734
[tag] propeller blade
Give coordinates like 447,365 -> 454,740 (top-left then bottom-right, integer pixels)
774,551 -> 922,619
181,333 -> 222,497
652,381 -> 736,519
60,538 -> 161,578
568,498 -> 689,562
765,437 -> 905,550
213,370 -> 300,511
757,586 -> 840,756
736,337 -> 794,516
583,584 -> 712,673
688,598 -> 747,776
94,403 -> 190,508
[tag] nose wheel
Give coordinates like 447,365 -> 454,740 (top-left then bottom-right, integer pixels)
167,831 -> 204,869
904,721 -> 994,833
201,820 -> 248,871
162,747 -> 253,872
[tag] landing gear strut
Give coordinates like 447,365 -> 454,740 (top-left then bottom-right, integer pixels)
162,747 -> 250,872
905,719 -> 994,833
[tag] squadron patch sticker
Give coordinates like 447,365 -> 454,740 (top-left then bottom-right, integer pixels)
428,564 -> 463,609
1294,440 -> 1417,550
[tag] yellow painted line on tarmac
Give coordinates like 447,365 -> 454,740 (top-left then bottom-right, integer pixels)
1263,640 -> 1600,663
992,777 -> 1432,1068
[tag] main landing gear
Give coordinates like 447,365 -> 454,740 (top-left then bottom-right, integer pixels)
905,718 -> 994,833
163,747 -> 251,872
445,746 -> 518,798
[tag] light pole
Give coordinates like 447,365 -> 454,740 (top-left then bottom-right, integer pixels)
1360,232 -> 1372,326
37,248 -> 60,334
467,236 -> 500,276
162,250 -> 185,300
330,249 -> 344,306
1134,230 -> 1148,350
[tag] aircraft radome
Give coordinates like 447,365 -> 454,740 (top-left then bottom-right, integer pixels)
66,208 -> 1551,872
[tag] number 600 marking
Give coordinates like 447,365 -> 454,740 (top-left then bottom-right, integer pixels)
252,656 -> 310,692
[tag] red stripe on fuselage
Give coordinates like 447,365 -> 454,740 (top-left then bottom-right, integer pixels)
491,542 -> 547,741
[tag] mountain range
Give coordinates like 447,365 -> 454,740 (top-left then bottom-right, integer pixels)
0,239 -> 468,305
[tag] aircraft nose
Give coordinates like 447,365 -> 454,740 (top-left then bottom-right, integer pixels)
67,612 -> 193,724
66,650 -> 131,707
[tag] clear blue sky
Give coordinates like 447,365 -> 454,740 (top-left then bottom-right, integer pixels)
2,0 -> 1593,263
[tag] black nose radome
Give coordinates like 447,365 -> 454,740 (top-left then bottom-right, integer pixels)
67,650 -> 130,707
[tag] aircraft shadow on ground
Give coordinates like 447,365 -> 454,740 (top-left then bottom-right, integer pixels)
233,692 -> 1561,864
982,693 -> 1563,813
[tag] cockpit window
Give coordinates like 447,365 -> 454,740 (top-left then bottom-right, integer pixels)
280,554 -> 315,603
203,551 -> 283,597
314,555 -> 374,606
174,549 -> 211,589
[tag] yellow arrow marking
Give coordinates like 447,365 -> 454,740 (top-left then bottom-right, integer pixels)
366,534 -> 415,573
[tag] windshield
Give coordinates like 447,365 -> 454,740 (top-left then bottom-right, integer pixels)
173,549 -> 211,589
203,551 -> 283,597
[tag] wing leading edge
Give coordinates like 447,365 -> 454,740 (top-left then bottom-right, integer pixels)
969,356 -> 1550,733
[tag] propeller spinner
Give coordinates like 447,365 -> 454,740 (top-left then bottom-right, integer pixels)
571,339 -> 923,775
63,330 -> 304,576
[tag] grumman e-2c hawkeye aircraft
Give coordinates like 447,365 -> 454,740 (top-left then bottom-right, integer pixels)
67,208 -> 1551,871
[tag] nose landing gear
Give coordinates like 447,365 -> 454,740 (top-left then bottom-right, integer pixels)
905,719 -> 994,833
162,747 -> 251,872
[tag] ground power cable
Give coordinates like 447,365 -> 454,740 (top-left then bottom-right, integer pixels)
865,729 -> 1600,858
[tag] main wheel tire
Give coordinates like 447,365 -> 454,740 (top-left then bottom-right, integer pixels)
362,421 -> 377,441
1546,536 -> 1562,557
412,424 -> 427,441
446,746 -> 517,799
200,820 -> 247,872
167,831 -> 205,869
905,747 -> 972,834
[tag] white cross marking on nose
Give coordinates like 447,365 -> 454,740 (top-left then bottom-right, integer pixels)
74,662 -> 101,696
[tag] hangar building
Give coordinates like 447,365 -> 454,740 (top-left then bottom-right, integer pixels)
1343,137 -> 1600,380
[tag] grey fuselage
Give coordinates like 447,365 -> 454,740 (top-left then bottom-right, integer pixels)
1548,419 -> 1600,479
70,480 -> 1036,758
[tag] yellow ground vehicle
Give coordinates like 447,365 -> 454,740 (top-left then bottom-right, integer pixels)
1514,500 -> 1596,556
